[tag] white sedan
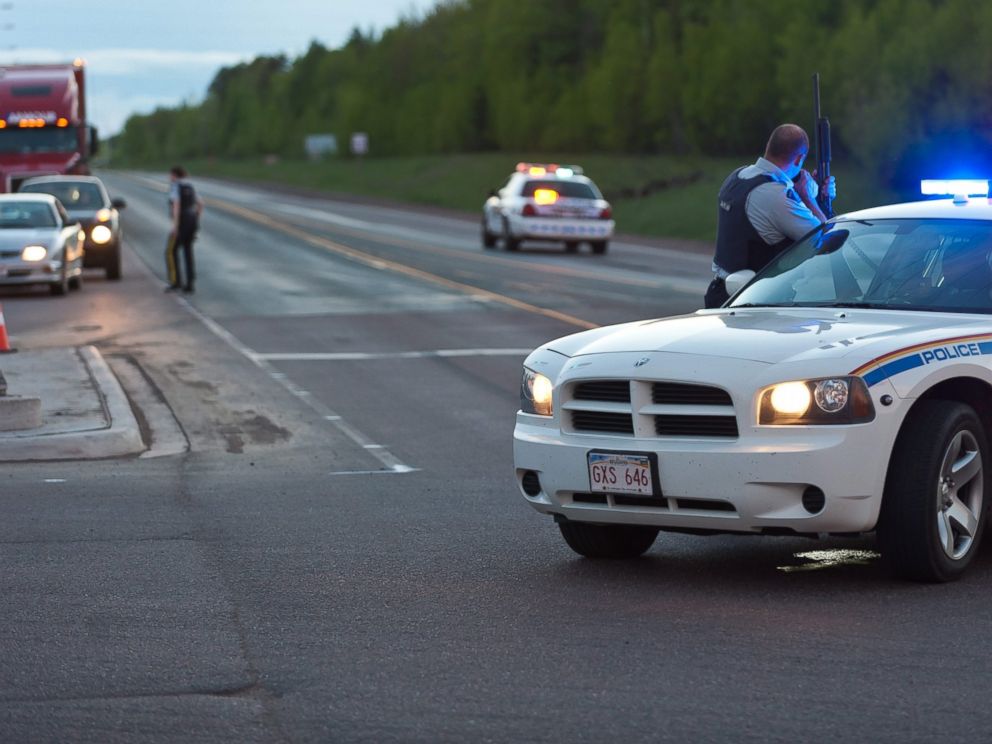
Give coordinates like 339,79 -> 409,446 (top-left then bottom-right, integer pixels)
514,185 -> 992,582
482,163 -> 614,254
0,193 -> 84,295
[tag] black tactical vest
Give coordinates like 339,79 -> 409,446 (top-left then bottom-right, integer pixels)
177,181 -> 198,231
714,168 -> 792,274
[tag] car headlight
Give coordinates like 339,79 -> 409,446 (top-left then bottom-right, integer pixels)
90,225 -> 113,244
758,377 -> 874,425
96,208 -> 112,222
21,245 -> 47,261
520,367 -> 554,416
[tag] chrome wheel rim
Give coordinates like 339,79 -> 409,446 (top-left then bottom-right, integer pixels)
936,429 -> 983,560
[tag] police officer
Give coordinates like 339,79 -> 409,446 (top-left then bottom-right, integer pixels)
165,165 -> 204,294
705,123 -> 836,308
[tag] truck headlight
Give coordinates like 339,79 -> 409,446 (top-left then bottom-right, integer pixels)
90,225 -> 113,244
21,245 -> 47,261
520,367 -> 554,416
759,377 -> 874,425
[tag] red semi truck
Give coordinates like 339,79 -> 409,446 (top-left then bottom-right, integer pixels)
0,59 -> 98,192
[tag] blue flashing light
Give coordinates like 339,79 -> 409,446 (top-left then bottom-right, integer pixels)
920,179 -> 989,197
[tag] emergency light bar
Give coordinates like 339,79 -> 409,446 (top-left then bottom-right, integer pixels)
920,179 -> 989,197
515,162 -> 584,176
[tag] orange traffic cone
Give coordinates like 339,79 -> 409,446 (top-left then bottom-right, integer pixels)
0,303 -> 15,353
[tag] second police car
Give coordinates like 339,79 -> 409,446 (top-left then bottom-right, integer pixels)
483,163 -> 614,254
514,180 -> 992,582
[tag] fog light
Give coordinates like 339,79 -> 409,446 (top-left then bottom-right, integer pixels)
802,486 -> 826,514
521,470 -> 542,497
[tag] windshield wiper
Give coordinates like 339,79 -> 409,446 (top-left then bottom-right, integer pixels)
810,301 -> 890,309
728,302 -> 795,308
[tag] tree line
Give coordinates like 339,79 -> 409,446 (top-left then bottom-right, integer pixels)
114,0 -> 992,191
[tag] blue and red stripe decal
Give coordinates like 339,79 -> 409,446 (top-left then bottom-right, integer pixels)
851,334 -> 992,387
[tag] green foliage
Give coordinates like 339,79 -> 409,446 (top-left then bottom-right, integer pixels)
113,0 -> 992,197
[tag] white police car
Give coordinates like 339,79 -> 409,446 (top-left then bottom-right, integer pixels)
482,163 -> 614,254
514,180 -> 992,582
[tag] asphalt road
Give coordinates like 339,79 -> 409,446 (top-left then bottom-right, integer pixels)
2,172 -> 991,743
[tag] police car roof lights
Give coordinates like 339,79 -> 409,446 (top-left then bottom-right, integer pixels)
515,162 -> 584,177
920,179 -> 989,198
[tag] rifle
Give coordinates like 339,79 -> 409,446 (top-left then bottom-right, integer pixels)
812,72 -> 833,218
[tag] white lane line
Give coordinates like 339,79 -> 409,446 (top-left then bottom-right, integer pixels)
255,348 -> 533,361
328,466 -> 418,476
175,297 -> 417,475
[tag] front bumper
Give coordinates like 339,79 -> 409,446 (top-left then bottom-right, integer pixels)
514,410 -> 898,535
0,260 -> 65,286
510,216 -> 614,241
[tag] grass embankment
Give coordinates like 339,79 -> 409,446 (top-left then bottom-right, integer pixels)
127,153 -> 895,242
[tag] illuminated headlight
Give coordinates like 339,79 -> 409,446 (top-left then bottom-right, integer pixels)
21,245 -> 47,261
90,225 -> 113,244
759,377 -> 874,425
96,208 -> 112,222
520,367 -> 554,416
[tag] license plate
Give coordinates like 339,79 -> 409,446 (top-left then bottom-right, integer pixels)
588,452 -> 656,496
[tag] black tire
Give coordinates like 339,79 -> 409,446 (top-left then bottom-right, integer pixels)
106,244 -> 122,280
482,218 -> 496,249
878,400 -> 988,582
50,264 -> 69,296
502,218 -> 520,252
68,270 -> 82,291
558,520 -> 658,559
565,241 -> 579,253
591,240 -> 608,255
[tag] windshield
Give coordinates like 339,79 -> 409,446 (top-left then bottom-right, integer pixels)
731,218 -> 992,314
521,179 -> 600,199
0,201 -> 57,228
20,181 -> 106,209
0,128 -> 78,154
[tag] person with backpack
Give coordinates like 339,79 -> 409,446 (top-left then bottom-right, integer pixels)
165,165 -> 204,294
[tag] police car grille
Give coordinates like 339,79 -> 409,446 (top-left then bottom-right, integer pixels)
652,382 -> 732,406
655,414 -> 739,438
573,380 -> 631,402
571,411 -> 634,435
564,379 -> 738,439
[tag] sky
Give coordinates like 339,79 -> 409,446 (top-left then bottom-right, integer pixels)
2,0 -> 440,136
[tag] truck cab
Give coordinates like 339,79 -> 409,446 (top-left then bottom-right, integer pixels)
0,60 -> 98,193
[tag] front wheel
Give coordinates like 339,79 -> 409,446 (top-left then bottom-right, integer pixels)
106,244 -> 122,280
558,520 -> 658,559
502,218 -> 520,252
878,400 -> 988,582
50,264 -> 69,296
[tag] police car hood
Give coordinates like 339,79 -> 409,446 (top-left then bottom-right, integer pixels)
546,308 -> 985,365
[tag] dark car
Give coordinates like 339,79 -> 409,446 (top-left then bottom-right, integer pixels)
19,175 -> 126,279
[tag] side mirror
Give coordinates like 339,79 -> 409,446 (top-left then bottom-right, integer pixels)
111,197 -> 127,209
88,125 -> 99,156
724,269 -> 756,297
487,189 -> 497,198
